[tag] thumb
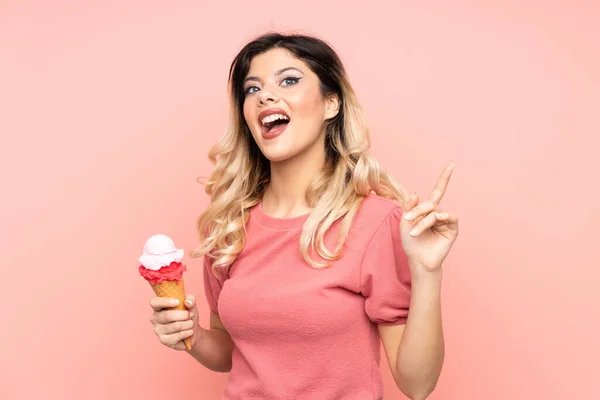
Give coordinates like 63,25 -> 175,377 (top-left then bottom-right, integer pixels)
184,294 -> 196,309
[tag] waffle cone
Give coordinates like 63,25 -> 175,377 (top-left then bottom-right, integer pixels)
149,277 -> 192,351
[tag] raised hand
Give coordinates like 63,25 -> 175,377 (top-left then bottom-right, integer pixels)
400,162 -> 459,273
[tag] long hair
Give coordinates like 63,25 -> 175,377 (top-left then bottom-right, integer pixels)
190,32 -> 409,276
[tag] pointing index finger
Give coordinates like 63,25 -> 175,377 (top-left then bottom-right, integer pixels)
429,162 -> 455,204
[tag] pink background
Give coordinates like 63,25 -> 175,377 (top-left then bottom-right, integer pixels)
1,1 -> 598,399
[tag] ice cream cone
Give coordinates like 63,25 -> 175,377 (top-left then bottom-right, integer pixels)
149,276 -> 192,351
139,234 -> 193,351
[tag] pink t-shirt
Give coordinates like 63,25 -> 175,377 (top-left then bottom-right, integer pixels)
203,193 -> 412,399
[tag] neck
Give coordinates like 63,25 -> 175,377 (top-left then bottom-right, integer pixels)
262,136 -> 326,218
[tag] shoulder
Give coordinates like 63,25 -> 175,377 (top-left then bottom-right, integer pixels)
357,192 -> 404,221
350,193 -> 404,237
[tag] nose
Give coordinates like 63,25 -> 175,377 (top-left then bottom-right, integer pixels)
258,84 -> 280,105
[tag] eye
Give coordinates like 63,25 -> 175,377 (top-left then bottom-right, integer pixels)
244,85 -> 260,95
281,76 -> 301,87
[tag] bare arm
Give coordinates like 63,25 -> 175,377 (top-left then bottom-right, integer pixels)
379,269 -> 444,400
187,311 -> 234,373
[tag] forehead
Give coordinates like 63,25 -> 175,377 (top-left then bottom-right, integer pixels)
246,48 -> 308,76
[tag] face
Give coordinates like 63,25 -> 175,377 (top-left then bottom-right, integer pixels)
242,48 -> 339,163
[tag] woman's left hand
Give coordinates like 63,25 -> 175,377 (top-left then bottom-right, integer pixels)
400,162 -> 459,273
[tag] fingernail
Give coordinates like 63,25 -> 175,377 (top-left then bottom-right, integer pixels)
409,228 -> 419,236
170,299 -> 180,306
185,299 -> 192,305
404,212 -> 414,221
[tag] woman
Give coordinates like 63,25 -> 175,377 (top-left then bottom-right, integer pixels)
149,32 -> 459,400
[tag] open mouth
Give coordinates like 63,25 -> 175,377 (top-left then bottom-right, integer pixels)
260,113 -> 290,134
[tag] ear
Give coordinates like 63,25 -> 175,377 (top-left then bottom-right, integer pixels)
324,94 -> 340,120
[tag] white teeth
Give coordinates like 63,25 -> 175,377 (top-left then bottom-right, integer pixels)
261,113 -> 290,126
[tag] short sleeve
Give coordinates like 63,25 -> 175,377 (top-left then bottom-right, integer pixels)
360,206 -> 412,325
202,255 -> 223,315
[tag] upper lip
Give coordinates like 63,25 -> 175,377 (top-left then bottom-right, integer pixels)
258,108 -> 290,124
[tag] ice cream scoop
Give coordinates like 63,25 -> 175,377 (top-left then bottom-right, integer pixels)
139,233 -> 184,271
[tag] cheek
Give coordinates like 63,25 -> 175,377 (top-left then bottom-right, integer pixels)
242,100 -> 252,126
287,89 -> 325,121
242,100 -> 259,137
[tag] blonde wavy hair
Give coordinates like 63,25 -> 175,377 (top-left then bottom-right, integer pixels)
190,32 -> 409,276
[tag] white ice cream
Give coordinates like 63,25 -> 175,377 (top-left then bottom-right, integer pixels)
138,234 -> 184,271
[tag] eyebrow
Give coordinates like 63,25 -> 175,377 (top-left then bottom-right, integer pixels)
243,67 -> 303,85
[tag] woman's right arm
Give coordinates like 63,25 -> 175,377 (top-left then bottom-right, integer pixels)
150,295 -> 234,373
187,311 -> 234,372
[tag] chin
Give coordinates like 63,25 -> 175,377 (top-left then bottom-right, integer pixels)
255,135 -> 298,163
261,149 -> 296,163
